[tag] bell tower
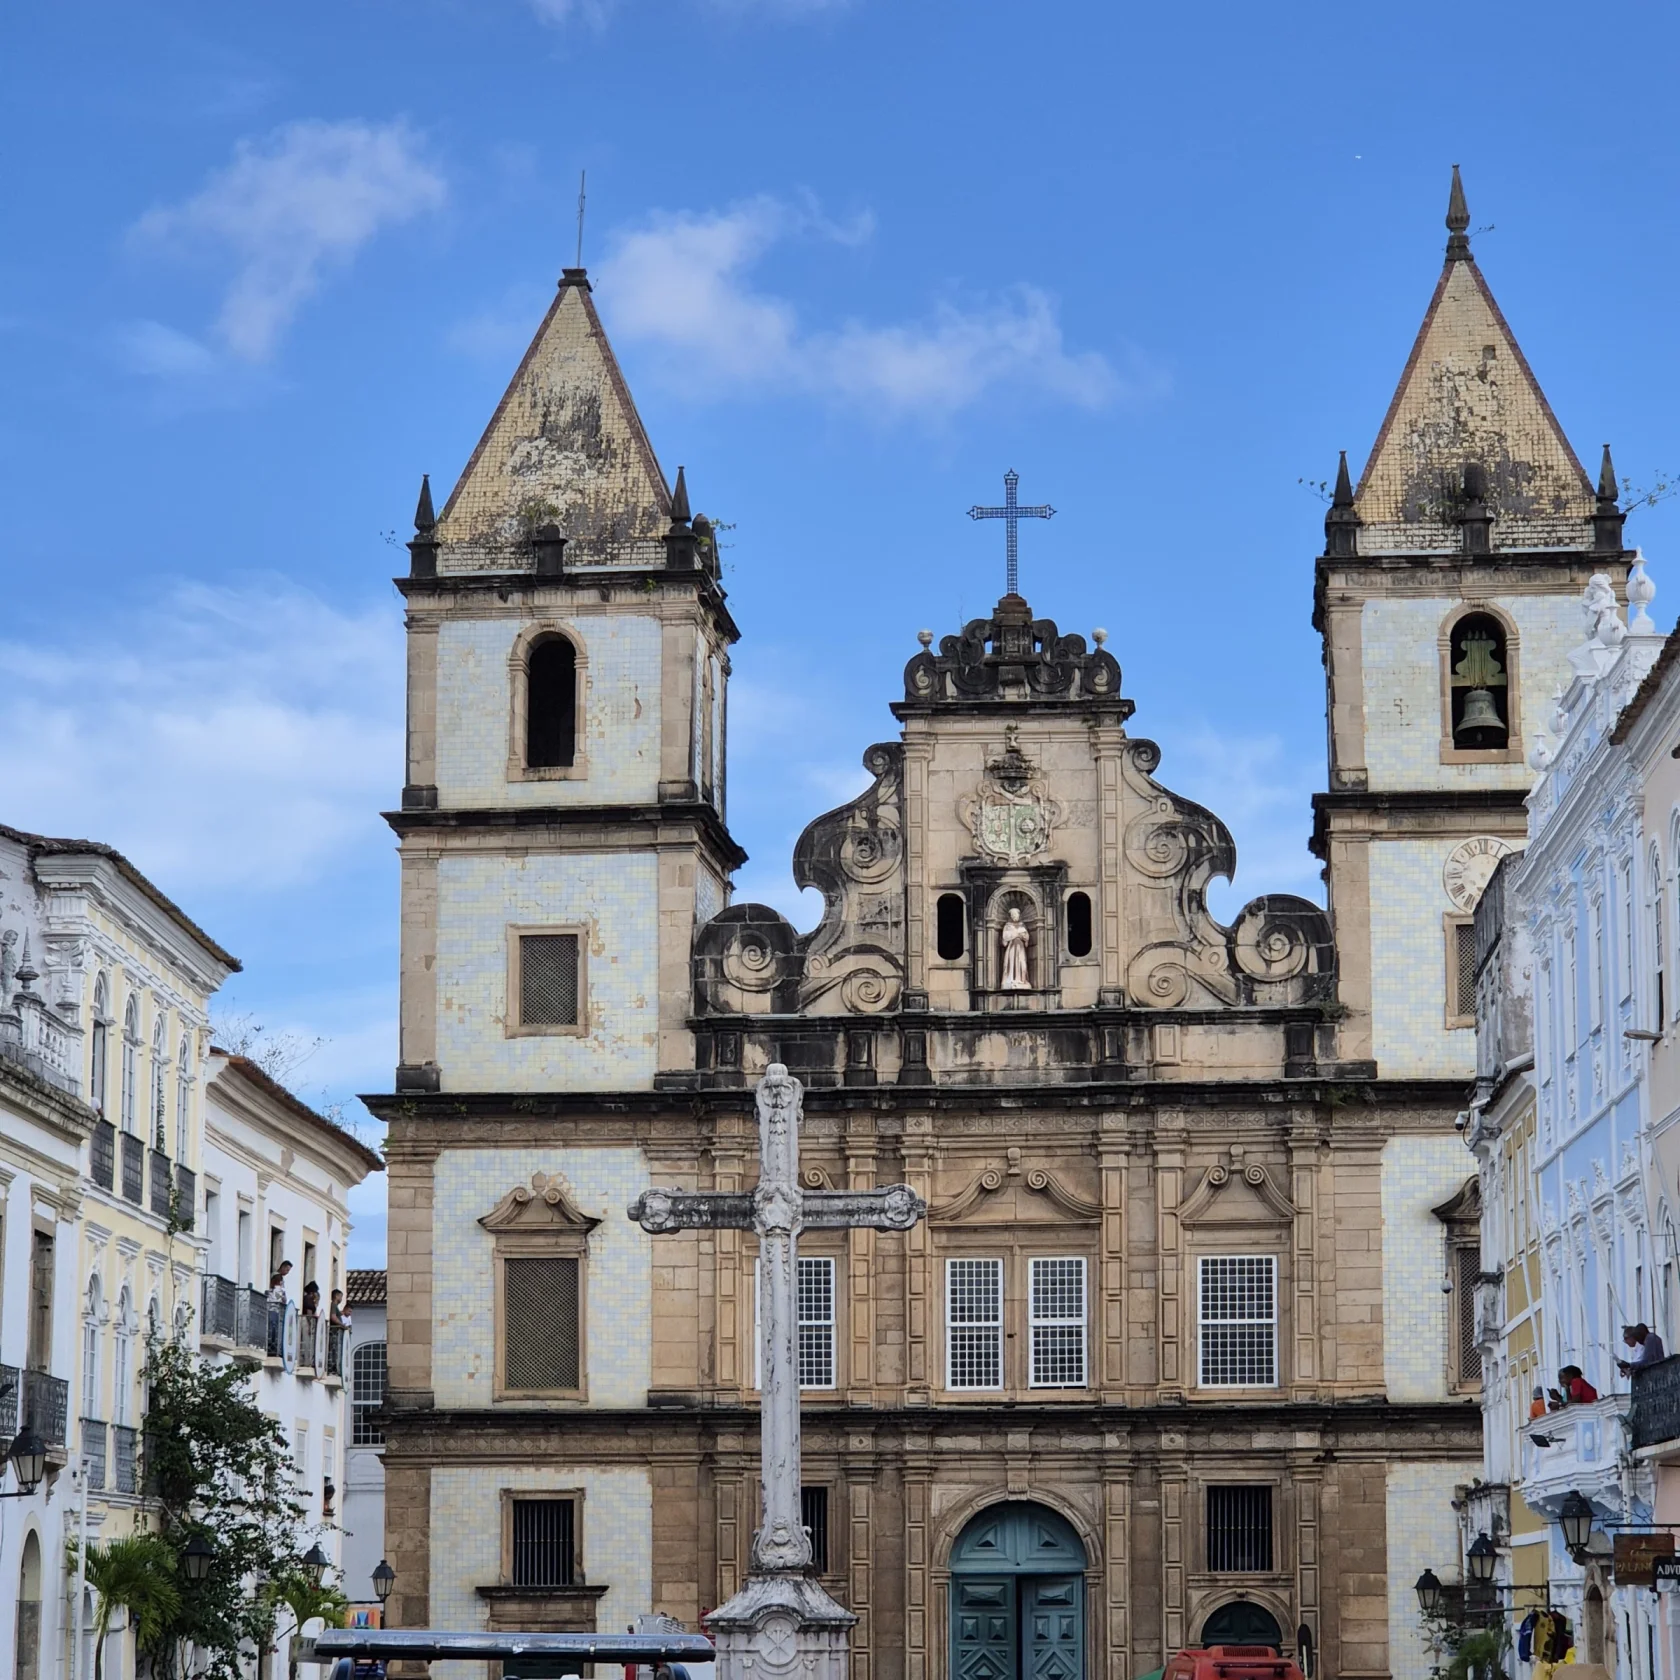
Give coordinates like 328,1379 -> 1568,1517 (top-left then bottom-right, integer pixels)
1313,168 -> 1633,1078
389,267 -> 743,1094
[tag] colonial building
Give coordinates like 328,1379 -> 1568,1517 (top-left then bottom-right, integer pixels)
372,174 -> 1626,1680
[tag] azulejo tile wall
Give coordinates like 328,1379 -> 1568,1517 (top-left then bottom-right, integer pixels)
1385,1460 -> 1469,1680
432,1146 -> 652,1410
1381,1136 -> 1473,1401
435,851 -> 660,1089
429,1462 -> 653,1680
1369,839 -> 1477,1080
435,612 -> 664,807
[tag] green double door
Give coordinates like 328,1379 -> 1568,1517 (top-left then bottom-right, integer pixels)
950,1503 -> 1087,1680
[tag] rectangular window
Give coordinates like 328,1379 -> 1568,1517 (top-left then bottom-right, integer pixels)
351,1340 -> 388,1446
519,933 -> 580,1028
802,1486 -> 830,1574
1206,1485 -> 1274,1572
946,1258 -> 1003,1390
502,1255 -> 581,1393
797,1257 -> 836,1390
1028,1257 -> 1087,1388
512,1498 -> 576,1587
1622,865 -> 1635,1001
1447,917 -> 1477,1026
1456,1244 -> 1482,1387
1198,1255 -> 1277,1388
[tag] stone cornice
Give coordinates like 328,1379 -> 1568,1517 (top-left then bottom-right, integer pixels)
0,1051 -> 98,1144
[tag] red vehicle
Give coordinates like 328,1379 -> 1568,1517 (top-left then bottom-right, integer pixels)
1163,1646 -> 1307,1680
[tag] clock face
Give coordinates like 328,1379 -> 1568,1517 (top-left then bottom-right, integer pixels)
1443,835 -> 1516,912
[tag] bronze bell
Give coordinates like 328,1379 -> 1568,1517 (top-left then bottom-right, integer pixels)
1456,687 -> 1505,743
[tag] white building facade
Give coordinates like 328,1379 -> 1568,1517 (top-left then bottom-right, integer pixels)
339,1269 -> 387,1617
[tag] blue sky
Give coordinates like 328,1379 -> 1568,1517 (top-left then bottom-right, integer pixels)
7,0 -> 1680,1265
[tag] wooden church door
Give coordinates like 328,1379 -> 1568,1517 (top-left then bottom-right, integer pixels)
950,1504 -> 1087,1680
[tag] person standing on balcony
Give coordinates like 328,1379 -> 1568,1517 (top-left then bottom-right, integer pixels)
1617,1323 -> 1666,1376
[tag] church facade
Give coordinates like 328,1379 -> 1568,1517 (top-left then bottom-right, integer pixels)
369,175 -> 1631,1680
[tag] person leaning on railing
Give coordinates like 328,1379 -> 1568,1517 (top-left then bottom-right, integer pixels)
1618,1323 -> 1668,1377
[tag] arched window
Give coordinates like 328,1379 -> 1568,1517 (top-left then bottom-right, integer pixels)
151,1016 -> 168,1148
351,1340 -> 388,1446
526,636 -> 577,769
175,1032 -> 192,1160
1447,612 -> 1511,749
113,1287 -> 133,1426
90,974 -> 109,1116
935,893 -> 966,961
82,1277 -> 103,1421
1066,891 -> 1094,958
17,1532 -> 42,1680
120,997 -> 139,1134
1652,844 -> 1667,1031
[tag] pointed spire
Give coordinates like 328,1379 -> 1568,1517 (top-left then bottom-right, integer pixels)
1594,442 -> 1627,553
664,465 -> 698,571
1598,443 -> 1619,503
1324,450 -> 1361,557
1446,164 -> 1472,261
414,473 -> 436,534
670,465 -> 691,526
407,472 -> 440,580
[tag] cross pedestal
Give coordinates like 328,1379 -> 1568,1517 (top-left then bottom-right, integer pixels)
629,1065 -> 926,1680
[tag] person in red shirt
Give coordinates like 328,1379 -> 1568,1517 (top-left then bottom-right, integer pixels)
1549,1365 -> 1598,1407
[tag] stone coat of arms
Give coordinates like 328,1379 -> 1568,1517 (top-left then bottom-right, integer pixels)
960,728 -> 1062,863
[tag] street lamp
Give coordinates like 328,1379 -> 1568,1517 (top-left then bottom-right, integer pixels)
302,1543 -> 329,1588
1416,1569 -> 1445,1616
1559,1492 -> 1595,1557
372,1559 -> 394,1604
4,1427 -> 46,1497
1468,1532 -> 1498,1585
182,1532 -> 215,1584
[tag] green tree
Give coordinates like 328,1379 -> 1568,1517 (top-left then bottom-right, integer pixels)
267,1572 -> 351,1680
69,1534 -> 182,1680
141,1331 -> 310,1680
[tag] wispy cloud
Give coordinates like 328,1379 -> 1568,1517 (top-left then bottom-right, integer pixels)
527,0 -> 847,27
0,579 -> 403,891
132,119 -> 446,362
595,197 -> 1142,420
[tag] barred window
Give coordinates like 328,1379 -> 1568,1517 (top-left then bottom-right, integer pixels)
502,1256 -> 581,1392
798,1257 -> 836,1389
1448,917 -> 1478,1024
1029,1257 -> 1087,1388
946,1258 -> 1003,1390
1206,1484 -> 1273,1572
520,934 -> 580,1028
802,1486 -> 830,1574
1454,1244 -> 1483,1387
1198,1255 -> 1277,1388
351,1340 -> 387,1446
512,1497 -> 576,1586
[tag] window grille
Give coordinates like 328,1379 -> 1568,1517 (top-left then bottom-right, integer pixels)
946,1258 -> 1003,1390
512,1498 -> 576,1586
797,1257 -> 836,1389
802,1486 -> 830,1574
1448,920 -> 1477,1021
1456,1245 -> 1482,1386
1029,1257 -> 1087,1388
520,934 -> 580,1027
351,1341 -> 387,1445
1206,1484 -> 1273,1572
503,1256 -> 580,1391
1198,1255 -> 1277,1387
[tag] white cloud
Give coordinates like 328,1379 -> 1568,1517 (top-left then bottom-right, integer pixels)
528,0 -> 844,26
134,119 -> 446,361
0,579 -> 403,891
115,320 -> 219,378
597,199 -> 1134,419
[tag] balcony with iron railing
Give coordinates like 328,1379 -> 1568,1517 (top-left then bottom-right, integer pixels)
0,1364 -> 18,1445
299,1312 -> 323,1374
174,1163 -> 195,1230
119,1132 -> 144,1205
91,1121 -> 115,1191
149,1147 -> 173,1217
234,1286 -> 268,1356
201,1275 -> 238,1344
113,1424 -> 138,1494
24,1369 -> 69,1448
326,1321 -> 347,1381
1632,1355 -> 1680,1455
81,1419 -> 107,1490
1520,1392 -> 1629,1514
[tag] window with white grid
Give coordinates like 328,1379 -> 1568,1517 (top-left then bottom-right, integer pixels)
946,1258 -> 1003,1390
797,1257 -> 836,1389
1198,1255 -> 1277,1388
1029,1257 -> 1087,1388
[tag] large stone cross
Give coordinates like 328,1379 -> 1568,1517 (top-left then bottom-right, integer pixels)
629,1064 -> 926,1576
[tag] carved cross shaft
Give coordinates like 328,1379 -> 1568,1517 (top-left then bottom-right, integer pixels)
628,1065 -> 925,1575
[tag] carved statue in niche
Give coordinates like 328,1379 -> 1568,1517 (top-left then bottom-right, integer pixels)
1000,908 -> 1031,990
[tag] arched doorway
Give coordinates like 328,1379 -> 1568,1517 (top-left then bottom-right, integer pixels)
1200,1601 -> 1283,1652
950,1502 -> 1086,1680
1583,1582 -> 1606,1665
16,1531 -> 42,1680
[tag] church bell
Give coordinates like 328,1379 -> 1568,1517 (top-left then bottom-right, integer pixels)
1455,686 -> 1506,745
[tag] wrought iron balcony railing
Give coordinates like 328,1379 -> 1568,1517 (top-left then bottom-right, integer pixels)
149,1148 -> 172,1217
91,1121 -> 115,1192
326,1321 -> 348,1379
119,1132 -> 144,1205
113,1424 -> 138,1494
0,1363 -> 18,1445
174,1164 -> 195,1231
1632,1354 -> 1680,1449
298,1312 -> 323,1373
202,1275 -> 238,1342
81,1419 -> 107,1490
24,1370 -> 68,1448
234,1286 -> 268,1353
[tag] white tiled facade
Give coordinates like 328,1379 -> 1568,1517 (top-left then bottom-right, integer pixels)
434,852 -> 660,1089
430,1463 -> 653,1680
1369,840 -> 1477,1079
1385,1461 -> 1468,1680
1361,595 -> 1582,791
431,1146 -> 651,1410
435,613 -> 664,809
1380,1135 -> 1474,1400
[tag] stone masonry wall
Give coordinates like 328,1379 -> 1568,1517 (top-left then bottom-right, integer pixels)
432,1146 -> 651,1410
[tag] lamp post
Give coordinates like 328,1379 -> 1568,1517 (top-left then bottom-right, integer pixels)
1416,1569 -> 1445,1617
372,1558 -> 395,1627
182,1532 -> 215,1585
1560,1492 -> 1595,1558
1468,1532 -> 1498,1585
302,1543 -> 329,1589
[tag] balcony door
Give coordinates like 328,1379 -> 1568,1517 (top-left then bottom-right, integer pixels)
950,1503 -> 1085,1680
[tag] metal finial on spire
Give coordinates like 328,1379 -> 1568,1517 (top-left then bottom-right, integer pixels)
968,469 -> 1055,598
414,473 -> 436,533
1446,164 -> 1472,261
575,170 -> 587,271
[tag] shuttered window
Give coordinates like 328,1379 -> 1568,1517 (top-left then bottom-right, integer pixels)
1456,1244 -> 1482,1387
947,1258 -> 1003,1390
1448,918 -> 1478,1024
1207,1485 -> 1273,1572
503,1256 -> 580,1392
512,1497 -> 576,1586
520,934 -> 580,1027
